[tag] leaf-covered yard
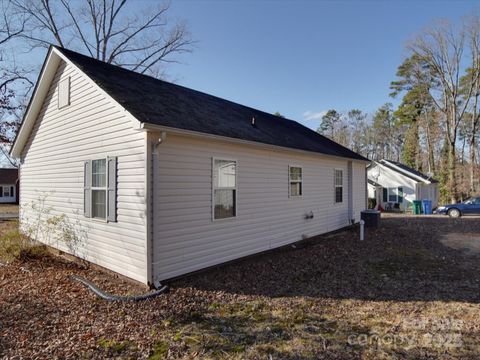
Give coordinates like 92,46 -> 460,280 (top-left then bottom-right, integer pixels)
1,214 -> 480,359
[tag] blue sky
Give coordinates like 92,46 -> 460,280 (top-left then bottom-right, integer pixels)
153,0 -> 479,130
8,0 -> 480,132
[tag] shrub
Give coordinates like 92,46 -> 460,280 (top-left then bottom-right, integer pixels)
0,221 -> 47,262
368,198 -> 377,209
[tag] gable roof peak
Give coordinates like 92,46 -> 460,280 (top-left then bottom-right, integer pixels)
13,46 -> 368,162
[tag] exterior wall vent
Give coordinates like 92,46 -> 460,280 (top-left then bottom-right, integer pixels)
58,77 -> 71,109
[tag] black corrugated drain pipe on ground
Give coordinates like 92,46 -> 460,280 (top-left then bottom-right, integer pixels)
70,275 -> 169,301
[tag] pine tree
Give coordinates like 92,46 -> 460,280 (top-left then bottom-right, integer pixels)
317,109 -> 340,139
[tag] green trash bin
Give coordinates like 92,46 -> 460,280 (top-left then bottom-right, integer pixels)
413,200 -> 423,215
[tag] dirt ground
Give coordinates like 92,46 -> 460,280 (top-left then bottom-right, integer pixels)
0,204 -> 19,215
1,215 -> 480,359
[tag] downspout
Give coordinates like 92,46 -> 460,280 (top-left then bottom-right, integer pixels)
151,131 -> 166,289
348,161 -> 353,223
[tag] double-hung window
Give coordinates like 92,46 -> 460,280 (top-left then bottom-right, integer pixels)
289,166 -> 302,197
84,157 -> 117,221
213,159 -> 237,220
387,187 -> 403,203
335,169 -> 343,203
92,159 -> 107,219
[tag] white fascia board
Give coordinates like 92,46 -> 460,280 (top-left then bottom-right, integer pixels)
381,159 -> 431,184
11,49 -> 60,158
141,122 -> 371,164
10,47 -> 142,158
52,48 -> 142,130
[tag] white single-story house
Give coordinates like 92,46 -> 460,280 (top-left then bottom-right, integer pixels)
11,46 -> 369,285
0,168 -> 18,204
367,159 -> 439,211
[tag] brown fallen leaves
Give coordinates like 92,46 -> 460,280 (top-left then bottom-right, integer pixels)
1,215 -> 480,359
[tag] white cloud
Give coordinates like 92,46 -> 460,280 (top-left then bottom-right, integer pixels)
302,110 -> 327,121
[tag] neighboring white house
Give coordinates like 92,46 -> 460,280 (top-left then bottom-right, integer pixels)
0,168 -> 18,204
367,159 -> 439,211
11,46 -> 369,285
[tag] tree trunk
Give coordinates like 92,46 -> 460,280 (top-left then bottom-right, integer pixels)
448,142 -> 458,203
470,92 -> 479,195
424,113 -> 435,174
470,136 -> 476,194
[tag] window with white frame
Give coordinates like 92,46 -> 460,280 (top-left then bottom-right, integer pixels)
92,159 -> 107,219
387,187 -> 403,203
3,186 -> 10,197
58,77 -> 70,109
289,166 -> 302,197
213,159 -> 237,220
84,157 -> 117,221
335,169 -> 343,203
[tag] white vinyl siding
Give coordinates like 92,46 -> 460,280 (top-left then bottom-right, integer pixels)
367,163 -> 438,209
152,133 -> 365,281
352,162 -> 367,221
19,60 -> 147,283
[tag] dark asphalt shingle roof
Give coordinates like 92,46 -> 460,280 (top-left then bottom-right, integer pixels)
380,159 -> 438,183
0,168 -> 18,184
56,47 -> 367,161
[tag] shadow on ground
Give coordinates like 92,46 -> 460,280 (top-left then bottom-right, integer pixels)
173,216 -> 480,303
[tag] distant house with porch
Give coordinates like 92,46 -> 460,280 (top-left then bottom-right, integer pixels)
367,159 -> 439,211
0,168 -> 18,204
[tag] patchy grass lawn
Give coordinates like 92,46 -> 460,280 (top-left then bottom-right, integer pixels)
0,220 -> 48,263
1,215 -> 480,359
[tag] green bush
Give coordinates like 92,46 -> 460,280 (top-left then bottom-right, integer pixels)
367,198 -> 377,209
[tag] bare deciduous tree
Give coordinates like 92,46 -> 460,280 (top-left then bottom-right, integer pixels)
408,19 -> 480,202
0,2 -> 33,166
11,0 -> 194,77
461,16 -> 480,194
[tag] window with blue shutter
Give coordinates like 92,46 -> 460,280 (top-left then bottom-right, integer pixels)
84,161 -> 91,218
107,157 -> 117,222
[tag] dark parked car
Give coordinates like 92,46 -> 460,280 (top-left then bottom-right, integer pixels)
435,197 -> 480,218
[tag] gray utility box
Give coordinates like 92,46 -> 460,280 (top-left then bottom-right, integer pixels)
361,210 -> 380,228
